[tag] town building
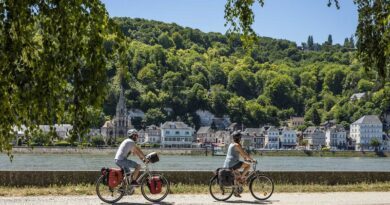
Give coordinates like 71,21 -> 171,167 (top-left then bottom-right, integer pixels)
287,117 -> 305,128
350,92 -> 366,101
144,125 -> 161,144
264,126 -> 279,149
196,126 -> 215,145
161,121 -> 194,148
244,128 -> 265,149
279,127 -> 297,149
303,126 -> 326,149
325,125 -> 347,149
350,115 -> 383,150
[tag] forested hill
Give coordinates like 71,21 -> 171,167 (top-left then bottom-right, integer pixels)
101,17 -> 388,130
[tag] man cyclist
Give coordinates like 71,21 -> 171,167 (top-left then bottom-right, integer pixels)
223,131 -> 255,195
115,129 -> 148,186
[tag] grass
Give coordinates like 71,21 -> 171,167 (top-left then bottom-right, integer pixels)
0,182 -> 389,196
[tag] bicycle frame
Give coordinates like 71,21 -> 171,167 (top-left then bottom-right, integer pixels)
121,162 -> 154,188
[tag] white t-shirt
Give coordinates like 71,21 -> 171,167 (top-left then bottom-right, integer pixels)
115,138 -> 136,160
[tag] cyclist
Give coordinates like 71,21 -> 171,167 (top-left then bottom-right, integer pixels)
115,129 -> 148,186
223,131 -> 255,188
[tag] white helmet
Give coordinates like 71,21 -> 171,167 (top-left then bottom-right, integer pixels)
127,129 -> 138,138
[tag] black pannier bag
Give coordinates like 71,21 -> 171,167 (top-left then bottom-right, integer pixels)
218,168 -> 235,186
146,152 -> 159,163
100,167 -> 109,185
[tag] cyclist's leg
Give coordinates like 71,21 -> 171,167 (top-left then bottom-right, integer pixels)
115,159 -> 131,177
117,159 -> 140,181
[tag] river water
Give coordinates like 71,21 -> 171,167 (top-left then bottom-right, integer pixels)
1,153 -> 390,171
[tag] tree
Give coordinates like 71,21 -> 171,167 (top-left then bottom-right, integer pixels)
370,138 -> 381,151
355,0 -> 389,81
145,108 -> 166,126
307,35 -> 314,50
157,32 -> 174,49
327,34 -> 333,45
223,0 -> 389,80
0,0 -> 110,153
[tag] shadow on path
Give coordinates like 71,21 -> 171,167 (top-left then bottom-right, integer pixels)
223,199 -> 277,204
112,202 -> 174,205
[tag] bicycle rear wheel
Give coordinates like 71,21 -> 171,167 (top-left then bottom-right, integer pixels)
209,175 -> 234,201
96,175 -> 125,203
249,174 -> 274,200
140,174 -> 170,202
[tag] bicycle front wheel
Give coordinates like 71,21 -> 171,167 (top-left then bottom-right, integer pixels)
95,175 -> 125,203
249,174 -> 274,200
140,174 -> 170,202
209,175 -> 234,201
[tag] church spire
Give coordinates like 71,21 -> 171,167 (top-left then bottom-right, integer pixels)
116,86 -> 126,117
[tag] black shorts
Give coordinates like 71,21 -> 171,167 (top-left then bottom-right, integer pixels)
230,161 -> 243,170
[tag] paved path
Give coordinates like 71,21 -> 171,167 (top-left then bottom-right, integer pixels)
1,192 -> 390,205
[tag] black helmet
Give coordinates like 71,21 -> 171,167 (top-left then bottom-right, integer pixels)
232,131 -> 242,142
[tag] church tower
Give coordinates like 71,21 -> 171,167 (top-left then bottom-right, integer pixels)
113,87 -> 132,138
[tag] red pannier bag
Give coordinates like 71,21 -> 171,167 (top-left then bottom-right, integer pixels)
148,176 -> 162,194
108,168 -> 123,188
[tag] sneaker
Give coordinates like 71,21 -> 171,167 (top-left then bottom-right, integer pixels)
234,192 -> 242,198
130,180 -> 140,186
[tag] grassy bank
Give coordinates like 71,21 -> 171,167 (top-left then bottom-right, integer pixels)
1,182 -> 389,196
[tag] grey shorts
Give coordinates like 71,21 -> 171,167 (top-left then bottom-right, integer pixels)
115,159 -> 139,174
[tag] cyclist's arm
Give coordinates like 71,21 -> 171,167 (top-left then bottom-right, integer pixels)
132,146 -> 146,161
235,144 -> 253,161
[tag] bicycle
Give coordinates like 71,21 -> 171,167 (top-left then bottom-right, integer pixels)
96,152 -> 170,203
209,160 -> 274,201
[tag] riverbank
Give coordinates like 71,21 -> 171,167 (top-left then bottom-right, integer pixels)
10,147 -> 388,157
1,182 -> 389,196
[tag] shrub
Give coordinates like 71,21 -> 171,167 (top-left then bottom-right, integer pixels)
54,140 -> 72,146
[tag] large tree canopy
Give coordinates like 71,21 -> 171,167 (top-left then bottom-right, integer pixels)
224,0 -> 389,80
0,0 -> 110,154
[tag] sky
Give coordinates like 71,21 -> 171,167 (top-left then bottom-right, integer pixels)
101,0 -> 358,45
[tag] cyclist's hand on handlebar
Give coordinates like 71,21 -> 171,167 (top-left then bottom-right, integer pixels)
143,158 -> 149,164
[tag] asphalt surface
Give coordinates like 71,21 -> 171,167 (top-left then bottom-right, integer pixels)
1,192 -> 390,205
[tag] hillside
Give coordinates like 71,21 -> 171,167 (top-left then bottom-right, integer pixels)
100,17 -> 389,130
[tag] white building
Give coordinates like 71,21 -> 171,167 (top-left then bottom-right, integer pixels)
161,121 -> 194,148
244,128 -> 265,149
145,125 -> 161,144
350,115 -> 383,150
128,108 -> 145,120
39,124 -> 73,139
303,126 -> 326,149
350,92 -> 366,101
325,125 -> 347,149
280,127 -> 297,149
264,126 -> 279,149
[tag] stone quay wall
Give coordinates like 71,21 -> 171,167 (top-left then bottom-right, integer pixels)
1,171 -> 389,186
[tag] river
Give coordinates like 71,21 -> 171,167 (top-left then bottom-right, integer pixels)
1,153 -> 390,171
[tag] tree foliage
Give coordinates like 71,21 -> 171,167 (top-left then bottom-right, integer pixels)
0,0 -> 110,154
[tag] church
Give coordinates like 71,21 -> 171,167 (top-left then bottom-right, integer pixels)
101,88 -> 133,144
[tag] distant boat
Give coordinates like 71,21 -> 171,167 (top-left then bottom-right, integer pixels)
212,146 -> 226,156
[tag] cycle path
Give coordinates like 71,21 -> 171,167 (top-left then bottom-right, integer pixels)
1,192 -> 389,205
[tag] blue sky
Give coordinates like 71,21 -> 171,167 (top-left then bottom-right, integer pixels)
101,0 -> 358,45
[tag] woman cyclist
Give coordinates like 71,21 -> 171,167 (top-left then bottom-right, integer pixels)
223,131 -> 255,196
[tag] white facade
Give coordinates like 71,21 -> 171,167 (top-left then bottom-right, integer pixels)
145,125 -> 161,144
264,127 -> 279,149
303,126 -> 326,149
280,127 -> 297,148
350,115 -> 383,150
161,121 -> 194,148
325,125 -> 347,149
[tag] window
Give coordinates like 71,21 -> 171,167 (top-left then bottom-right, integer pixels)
185,131 -> 189,135
166,131 -> 170,134
175,131 -> 180,135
